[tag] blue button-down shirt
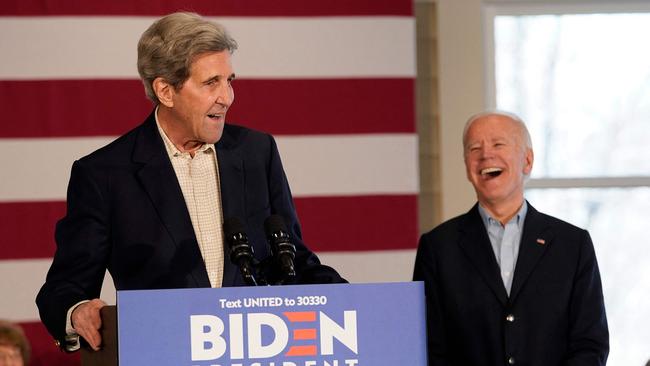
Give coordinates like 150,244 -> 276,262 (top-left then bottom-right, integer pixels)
478,201 -> 528,296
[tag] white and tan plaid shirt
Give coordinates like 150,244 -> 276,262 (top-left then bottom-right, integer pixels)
155,110 -> 225,288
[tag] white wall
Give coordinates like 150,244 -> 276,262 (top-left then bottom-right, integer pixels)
436,0 -> 485,220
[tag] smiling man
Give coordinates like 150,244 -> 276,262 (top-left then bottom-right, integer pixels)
36,12 -> 345,353
413,111 -> 609,366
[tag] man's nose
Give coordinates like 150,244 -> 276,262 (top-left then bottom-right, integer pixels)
215,84 -> 234,106
478,146 -> 494,159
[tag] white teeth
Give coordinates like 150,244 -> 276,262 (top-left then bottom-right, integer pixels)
481,167 -> 503,175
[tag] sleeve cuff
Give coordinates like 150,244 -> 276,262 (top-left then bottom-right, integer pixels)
64,299 -> 90,351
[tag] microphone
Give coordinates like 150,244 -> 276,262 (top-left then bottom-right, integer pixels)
264,215 -> 296,283
223,217 -> 258,286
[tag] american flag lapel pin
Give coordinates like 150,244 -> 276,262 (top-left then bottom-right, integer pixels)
536,238 -> 546,245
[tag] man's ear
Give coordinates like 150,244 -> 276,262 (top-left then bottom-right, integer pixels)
463,154 -> 473,182
153,77 -> 174,107
523,147 -> 534,175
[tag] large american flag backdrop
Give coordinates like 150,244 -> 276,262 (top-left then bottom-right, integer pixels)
0,1 -> 417,364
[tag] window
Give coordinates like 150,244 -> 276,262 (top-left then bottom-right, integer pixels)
486,3 -> 650,365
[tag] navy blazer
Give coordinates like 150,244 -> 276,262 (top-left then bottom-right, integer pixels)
37,111 -> 344,345
413,203 -> 608,366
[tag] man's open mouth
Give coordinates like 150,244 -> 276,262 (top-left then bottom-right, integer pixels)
481,167 -> 503,178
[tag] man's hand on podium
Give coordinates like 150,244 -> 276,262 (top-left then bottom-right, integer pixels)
71,298 -> 107,351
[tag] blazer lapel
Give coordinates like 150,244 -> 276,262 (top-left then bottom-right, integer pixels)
216,126 -> 246,287
132,113 -> 210,288
458,205 -> 509,305
509,203 -> 552,302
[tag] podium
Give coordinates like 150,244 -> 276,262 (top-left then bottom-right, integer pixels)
81,282 -> 426,365
81,306 -> 118,366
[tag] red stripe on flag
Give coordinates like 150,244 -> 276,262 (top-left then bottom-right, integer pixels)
295,194 -> 418,252
0,1 -> 412,16
0,79 -> 415,137
18,321 -> 81,366
0,195 -> 416,259
0,201 -> 64,260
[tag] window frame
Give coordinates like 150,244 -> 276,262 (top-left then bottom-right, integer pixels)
483,1 -> 650,189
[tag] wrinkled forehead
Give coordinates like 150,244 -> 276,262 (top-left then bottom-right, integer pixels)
464,115 -> 522,147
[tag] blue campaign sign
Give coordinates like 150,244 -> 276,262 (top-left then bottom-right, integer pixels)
117,282 -> 426,366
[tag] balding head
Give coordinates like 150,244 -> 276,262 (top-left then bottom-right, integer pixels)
463,110 -> 532,155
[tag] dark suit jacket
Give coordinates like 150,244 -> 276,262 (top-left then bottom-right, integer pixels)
36,111 -> 344,345
413,203 -> 608,366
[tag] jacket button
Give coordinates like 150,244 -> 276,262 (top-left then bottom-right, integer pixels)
506,314 -> 515,322
508,356 -> 516,364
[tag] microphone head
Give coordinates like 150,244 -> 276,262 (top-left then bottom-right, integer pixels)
223,216 -> 253,258
264,215 -> 296,283
222,217 -> 258,286
264,214 -> 288,235
223,217 -> 246,238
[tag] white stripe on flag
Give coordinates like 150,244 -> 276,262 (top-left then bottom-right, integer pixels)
0,16 -> 415,80
0,250 -> 415,322
0,134 -> 417,201
278,134 -> 418,197
0,259 -> 116,322
318,249 -> 416,284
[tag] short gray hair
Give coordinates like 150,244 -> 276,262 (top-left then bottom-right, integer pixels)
137,12 -> 238,104
462,110 -> 533,152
